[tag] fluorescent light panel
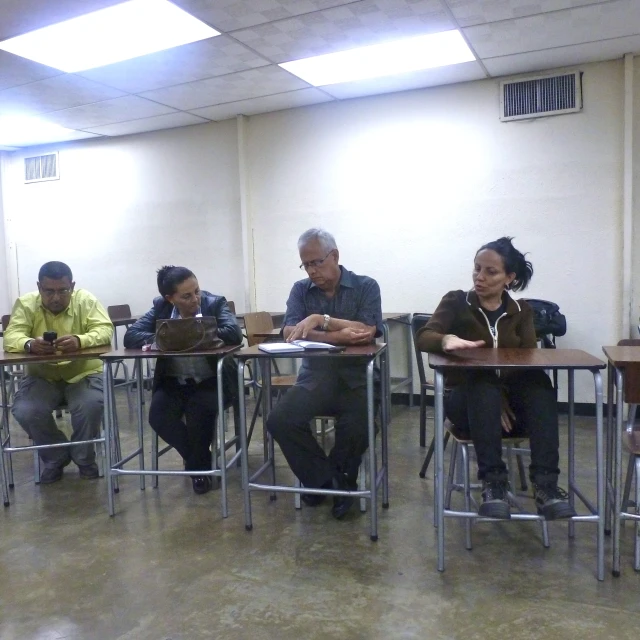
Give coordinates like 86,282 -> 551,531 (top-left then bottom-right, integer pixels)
280,30 -> 476,86
0,116 -> 79,147
0,0 -> 220,73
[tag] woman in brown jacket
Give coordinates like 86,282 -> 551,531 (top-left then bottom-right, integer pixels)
417,237 -> 574,521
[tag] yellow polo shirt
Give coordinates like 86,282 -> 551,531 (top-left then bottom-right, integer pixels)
3,289 -> 114,383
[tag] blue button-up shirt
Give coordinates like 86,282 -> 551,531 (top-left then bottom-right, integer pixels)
283,266 -> 383,390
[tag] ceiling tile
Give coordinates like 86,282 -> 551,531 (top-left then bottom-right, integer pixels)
76,36 -> 270,93
0,75 -> 126,117
82,112 -> 211,136
42,96 -> 177,129
464,0 -> 640,59
321,60 -> 487,99
0,0 -> 122,40
483,33 -> 640,76
446,0 -> 607,28
231,0 -> 455,63
172,0 -> 359,32
189,87 -> 333,119
0,51 -> 62,91
140,65 -> 309,110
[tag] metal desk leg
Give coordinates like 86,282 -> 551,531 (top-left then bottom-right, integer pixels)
568,370 -> 576,539
612,368 -> 624,577
262,364 -> 277,500
594,370 -> 604,582
367,360 -> 378,541
237,361 -> 252,531
434,369 -> 445,572
216,357 -> 228,519
380,349 -> 390,509
135,359 -> 145,491
0,365 -> 10,507
405,315 -> 413,408
605,364 -> 614,535
103,361 -> 115,517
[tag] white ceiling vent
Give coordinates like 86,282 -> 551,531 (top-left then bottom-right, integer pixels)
24,152 -> 59,183
500,72 -> 582,122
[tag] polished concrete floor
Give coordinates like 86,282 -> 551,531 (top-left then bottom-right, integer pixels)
1,390 -> 639,640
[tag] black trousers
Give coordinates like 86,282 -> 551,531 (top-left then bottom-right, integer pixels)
148,377 -> 219,472
444,370 -> 560,483
266,378 -> 373,489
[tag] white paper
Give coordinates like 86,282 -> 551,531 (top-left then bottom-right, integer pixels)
291,340 -> 336,349
258,342 -> 305,353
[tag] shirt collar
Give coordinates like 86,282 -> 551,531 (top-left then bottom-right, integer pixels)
466,289 -> 521,315
308,265 -> 353,290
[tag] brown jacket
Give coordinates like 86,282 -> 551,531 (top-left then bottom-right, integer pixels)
417,289 -> 537,385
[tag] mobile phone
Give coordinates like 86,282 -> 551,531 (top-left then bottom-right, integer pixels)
43,331 -> 57,343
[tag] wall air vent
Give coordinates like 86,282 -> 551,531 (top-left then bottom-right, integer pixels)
24,152 -> 59,183
500,72 -> 582,121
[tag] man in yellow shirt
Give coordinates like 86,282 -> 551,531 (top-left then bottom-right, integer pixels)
4,261 -> 114,484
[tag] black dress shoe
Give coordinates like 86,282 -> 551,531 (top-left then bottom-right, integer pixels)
301,493 -> 327,507
331,473 -> 354,520
192,476 -> 212,495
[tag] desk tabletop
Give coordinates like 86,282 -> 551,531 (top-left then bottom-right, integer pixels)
101,344 -> 241,360
429,348 -> 605,370
602,346 -> 640,367
235,343 -> 386,360
0,345 -> 112,365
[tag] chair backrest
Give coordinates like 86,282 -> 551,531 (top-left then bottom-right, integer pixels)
227,300 -> 236,315
243,311 -> 274,347
618,339 -> 640,347
107,304 -> 132,321
1,314 -> 10,331
411,313 -> 433,387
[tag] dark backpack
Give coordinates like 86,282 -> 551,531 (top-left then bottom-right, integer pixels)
520,299 -> 567,347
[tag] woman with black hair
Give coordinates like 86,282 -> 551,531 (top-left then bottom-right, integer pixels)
124,266 -> 242,495
417,237 -> 575,521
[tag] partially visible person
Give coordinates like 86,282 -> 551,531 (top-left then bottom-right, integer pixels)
4,261 -> 114,483
124,266 -> 242,495
266,229 -> 383,519
417,237 -> 575,521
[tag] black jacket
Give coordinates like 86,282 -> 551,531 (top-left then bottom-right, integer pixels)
123,291 -> 242,398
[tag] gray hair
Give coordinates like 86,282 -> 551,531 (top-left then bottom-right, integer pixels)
297,228 -> 338,253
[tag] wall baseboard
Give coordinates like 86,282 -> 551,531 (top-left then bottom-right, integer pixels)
391,393 -> 609,418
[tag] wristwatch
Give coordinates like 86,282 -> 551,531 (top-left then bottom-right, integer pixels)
322,314 -> 330,331
25,340 -> 33,353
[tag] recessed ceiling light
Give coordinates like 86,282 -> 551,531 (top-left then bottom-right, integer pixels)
0,116 -> 80,147
280,31 -> 476,86
0,0 -> 220,73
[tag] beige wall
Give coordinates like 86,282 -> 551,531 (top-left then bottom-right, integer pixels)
247,60 -> 624,401
0,58 -> 635,401
0,119 -> 244,316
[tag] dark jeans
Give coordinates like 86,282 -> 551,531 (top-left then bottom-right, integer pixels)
444,370 -> 560,483
148,376 -> 219,472
266,378 -> 375,489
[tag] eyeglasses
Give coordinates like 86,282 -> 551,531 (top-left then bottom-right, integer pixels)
299,251 -> 333,270
41,288 -> 72,297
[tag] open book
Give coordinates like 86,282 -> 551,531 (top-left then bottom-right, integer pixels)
258,340 -> 344,354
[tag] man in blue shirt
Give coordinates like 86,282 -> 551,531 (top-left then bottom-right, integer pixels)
266,228 -> 383,519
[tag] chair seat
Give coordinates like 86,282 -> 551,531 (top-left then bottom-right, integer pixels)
271,375 -> 297,387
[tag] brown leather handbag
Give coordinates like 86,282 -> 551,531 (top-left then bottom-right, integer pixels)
155,317 -> 224,352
